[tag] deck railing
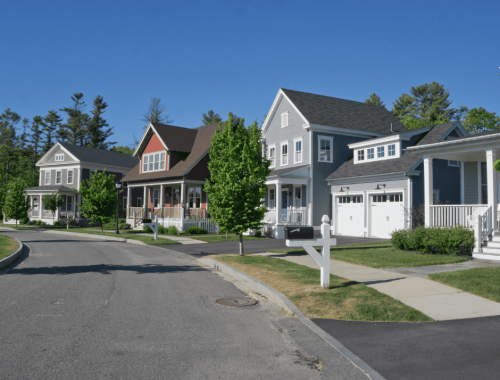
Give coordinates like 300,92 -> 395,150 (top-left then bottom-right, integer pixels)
431,205 -> 488,229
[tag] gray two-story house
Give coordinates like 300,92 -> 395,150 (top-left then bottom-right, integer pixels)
22,142 -> 139,225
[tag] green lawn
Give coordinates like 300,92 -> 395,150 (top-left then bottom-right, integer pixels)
429,267 -> 500,303
214,254 -> 432,322
268,242 -> 468,268
0,234 -> 20,260
61,229 -> 181,245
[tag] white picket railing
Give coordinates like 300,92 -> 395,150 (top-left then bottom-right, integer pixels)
431,205 -> 488,229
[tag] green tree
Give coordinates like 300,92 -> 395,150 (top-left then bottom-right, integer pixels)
76,171 -> 119,233
141,97 -> 174,130
42,192 -> 65,224
43,110 -> 63,151
204,113 -> 271,255
87,95 -> 115,149
202,110 -> 222,125
364,93 -> 385,107
3,179 -> 30,227
110,145 -> 135,155
462,107 -> 500,135
60,93 -> 90,145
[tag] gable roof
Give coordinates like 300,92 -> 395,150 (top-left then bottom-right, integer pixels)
326,122 -> 462,182
280,88 -> 408,134
58,143 -> 139,169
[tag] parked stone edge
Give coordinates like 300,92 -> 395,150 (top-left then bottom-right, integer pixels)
43,230 -> 147,245
198,256 -> 385,380
0,238 -> 24,270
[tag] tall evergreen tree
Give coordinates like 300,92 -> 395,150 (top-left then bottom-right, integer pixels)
43,110 -> 63,151
60,93 -> 89,145
141,97 -> 174,130
87,95 -> 115,149
202,110 -> 222,125
364,93 -> 385,107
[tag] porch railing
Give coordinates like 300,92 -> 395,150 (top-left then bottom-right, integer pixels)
431,205 -> 488,229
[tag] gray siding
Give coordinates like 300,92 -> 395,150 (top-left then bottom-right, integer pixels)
265,97 -> 309,169
464,162 -> 479,204
45,147 -> 77,164
313,131 -> 366,226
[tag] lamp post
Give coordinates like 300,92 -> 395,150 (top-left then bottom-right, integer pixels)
115,183 -> 122,234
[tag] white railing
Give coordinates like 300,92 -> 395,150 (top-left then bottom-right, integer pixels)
481,206 -> 493,243
431,205 -> 488,229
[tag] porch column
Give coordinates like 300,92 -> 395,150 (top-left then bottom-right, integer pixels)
424,157 -> 433,227
276,182 -> 281,224
127,186 -> 131,218
486,149 -> 498,229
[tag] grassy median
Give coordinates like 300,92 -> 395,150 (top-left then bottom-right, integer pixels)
61,229 -> 181,245
429,267 -> 500,303
269,242 -> 468,268
0,234 -> 20,260
213,254 -> 432,322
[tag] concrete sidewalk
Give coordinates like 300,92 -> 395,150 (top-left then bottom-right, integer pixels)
255,253 -> 500,321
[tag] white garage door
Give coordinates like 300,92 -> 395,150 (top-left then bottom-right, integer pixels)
337,196 -> 364,237
370,193 -> 404,238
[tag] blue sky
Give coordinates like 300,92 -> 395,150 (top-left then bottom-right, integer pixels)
1,0 -> 499,148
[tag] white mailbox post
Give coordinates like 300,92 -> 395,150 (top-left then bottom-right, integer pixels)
143,215 -> 160,240
285,215 -> 336,288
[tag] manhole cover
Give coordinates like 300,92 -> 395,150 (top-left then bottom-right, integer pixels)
216,297 -> 258,307
397,270 -> 415,274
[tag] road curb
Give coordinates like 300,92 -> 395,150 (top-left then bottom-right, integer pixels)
199,256 -> 385,380
0,238 -> 24,270
43,230 -> 148,245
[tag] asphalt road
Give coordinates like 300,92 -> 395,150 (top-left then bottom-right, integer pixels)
0,229 -> 369,380
162,235 -> 389,257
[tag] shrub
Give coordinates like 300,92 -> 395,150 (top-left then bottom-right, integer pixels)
167,226 -> 179,236
391,226 -> 474,255
184,226 -> 207,235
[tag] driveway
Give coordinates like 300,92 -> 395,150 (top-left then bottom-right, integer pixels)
162,235 -> 388,257
0,229 -> 369,380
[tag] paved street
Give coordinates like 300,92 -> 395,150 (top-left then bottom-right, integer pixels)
0,229 -> 368,380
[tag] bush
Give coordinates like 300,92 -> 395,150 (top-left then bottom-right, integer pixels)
167,226 -> 179,236
184,226 -> 207,235
391,226 -> 474,255
54,221 -> 62,226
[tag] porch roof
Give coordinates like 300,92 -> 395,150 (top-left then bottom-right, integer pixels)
24,185 -> 75,193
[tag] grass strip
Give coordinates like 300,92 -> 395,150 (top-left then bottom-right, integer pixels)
213,254 -> 432,322
0,234 -> 20,260
269,242 -> 468,268
429,267 -> 500,303
59,229 -> 181,245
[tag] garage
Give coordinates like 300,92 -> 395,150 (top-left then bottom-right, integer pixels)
370,193 -> 404,238
336,195 -> 364,237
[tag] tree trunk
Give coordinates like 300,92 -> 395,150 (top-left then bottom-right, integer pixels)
239,233 -> 244,256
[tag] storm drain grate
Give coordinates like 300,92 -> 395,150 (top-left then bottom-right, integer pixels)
216,297 -> 258,307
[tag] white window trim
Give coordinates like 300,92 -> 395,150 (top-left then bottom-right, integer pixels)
293,138 -> 303,164
281,112 -> 289,128
56,170 -> 62,185
67,170 -> 74,184
142,150 -> 166,173
55,153 -> 64,161
268,144 -> 276,168
280,141 -> 289,167
448,160 -> 460,167
45,171 -> 51,185
318,136 -> 333,163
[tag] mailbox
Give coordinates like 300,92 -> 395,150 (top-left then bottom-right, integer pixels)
284,226 -> 314,240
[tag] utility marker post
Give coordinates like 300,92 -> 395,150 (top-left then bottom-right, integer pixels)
143,215 -> 160,240
285,215 -> 336,288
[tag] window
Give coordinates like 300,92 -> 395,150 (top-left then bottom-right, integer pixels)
137,197 -> 143,207
269,189 -> 275,208
294,187 -> 301,208
448,160 -> 459,167
388,144 -> 396,157
281,112 -> 288,128
45,171 -> 51,185
142,151 -> 167,173
56,171 -> 62,184
389,194 -> 402,202
294,139 -> 302,163
377,146 -> 385,158
481,162 -> 487,204
318,136 -> 332,162
367,148 -> 374,159
67,170 -> 74,184
339,197 -> 351,203
373,195 -> 387,202
281,143 -> 288,166
188,187 -> 201,208
55,154 -> 64,161
358,150 -> 364,161
268,146 -> 276,167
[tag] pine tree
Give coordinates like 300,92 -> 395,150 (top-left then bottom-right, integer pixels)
3,179 -> 30,227
60,93 -> 89,145
204,113 -> 271,255
43,110 -> 63,151
141,98 -> 174,130
364,93 -> 385,107
87,95 -> 115,149
202,110 -> 222,125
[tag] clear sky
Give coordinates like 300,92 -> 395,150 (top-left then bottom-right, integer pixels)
1,0 -> 499,148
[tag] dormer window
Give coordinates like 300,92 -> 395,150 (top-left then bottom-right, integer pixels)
367,148 -> 374,159
358,150 -> 364,161
388,144 -> 396,156
281,112 -> 288,128
55,154 -> 64,161
377,146 -> 385,158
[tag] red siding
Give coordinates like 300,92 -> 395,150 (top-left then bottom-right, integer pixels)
141,134 -> 168,173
